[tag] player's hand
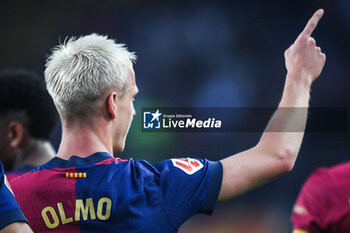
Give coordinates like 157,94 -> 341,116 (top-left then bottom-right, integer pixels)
284,9 -> 326,86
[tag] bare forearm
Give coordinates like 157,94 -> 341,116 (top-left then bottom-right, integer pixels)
257,75 -> 311,171
280,74 -> 312,108
219,77 -> 312,201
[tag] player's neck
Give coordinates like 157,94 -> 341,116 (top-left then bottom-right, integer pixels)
57,121 -> 113,160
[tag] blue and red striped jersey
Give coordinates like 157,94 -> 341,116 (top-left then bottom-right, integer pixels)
10,152 -> 222,232
0,162 -> 28,229
7,165 -> 36,181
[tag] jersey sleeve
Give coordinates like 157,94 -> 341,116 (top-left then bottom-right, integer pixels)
0,162 -> 28,229
152,158 -> 222,228
291,168 -> 331,233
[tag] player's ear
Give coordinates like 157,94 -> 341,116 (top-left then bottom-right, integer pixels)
106,92 -> 118,119
7,122 -> 25,148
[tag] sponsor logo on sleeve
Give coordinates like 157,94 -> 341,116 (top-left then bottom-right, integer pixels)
171,158 -> 204,175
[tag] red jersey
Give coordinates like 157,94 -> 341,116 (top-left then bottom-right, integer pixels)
291,162 -> 350,233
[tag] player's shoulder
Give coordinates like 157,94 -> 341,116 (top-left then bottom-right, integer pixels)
136,157 -> 212,176
327,161 -> 350,175
9,165 -> 44,186
304,161 -> 350,189
311,161 -> 350,178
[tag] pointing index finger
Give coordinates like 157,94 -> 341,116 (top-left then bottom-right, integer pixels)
301,9 -> 324,38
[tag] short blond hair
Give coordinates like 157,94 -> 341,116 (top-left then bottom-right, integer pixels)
45,33 -> 136,119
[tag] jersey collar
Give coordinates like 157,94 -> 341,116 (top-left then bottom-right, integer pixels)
43,152 -> 114,168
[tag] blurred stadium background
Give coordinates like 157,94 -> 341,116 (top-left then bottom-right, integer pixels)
1,0 -> 350,232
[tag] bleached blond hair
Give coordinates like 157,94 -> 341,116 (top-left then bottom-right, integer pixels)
45,33 -> 136,119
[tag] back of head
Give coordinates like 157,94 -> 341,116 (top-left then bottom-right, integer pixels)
0,70 -> 58,140
45,33 -> 137,121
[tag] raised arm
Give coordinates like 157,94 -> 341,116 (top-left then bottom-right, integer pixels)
219,9 -> 326,201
